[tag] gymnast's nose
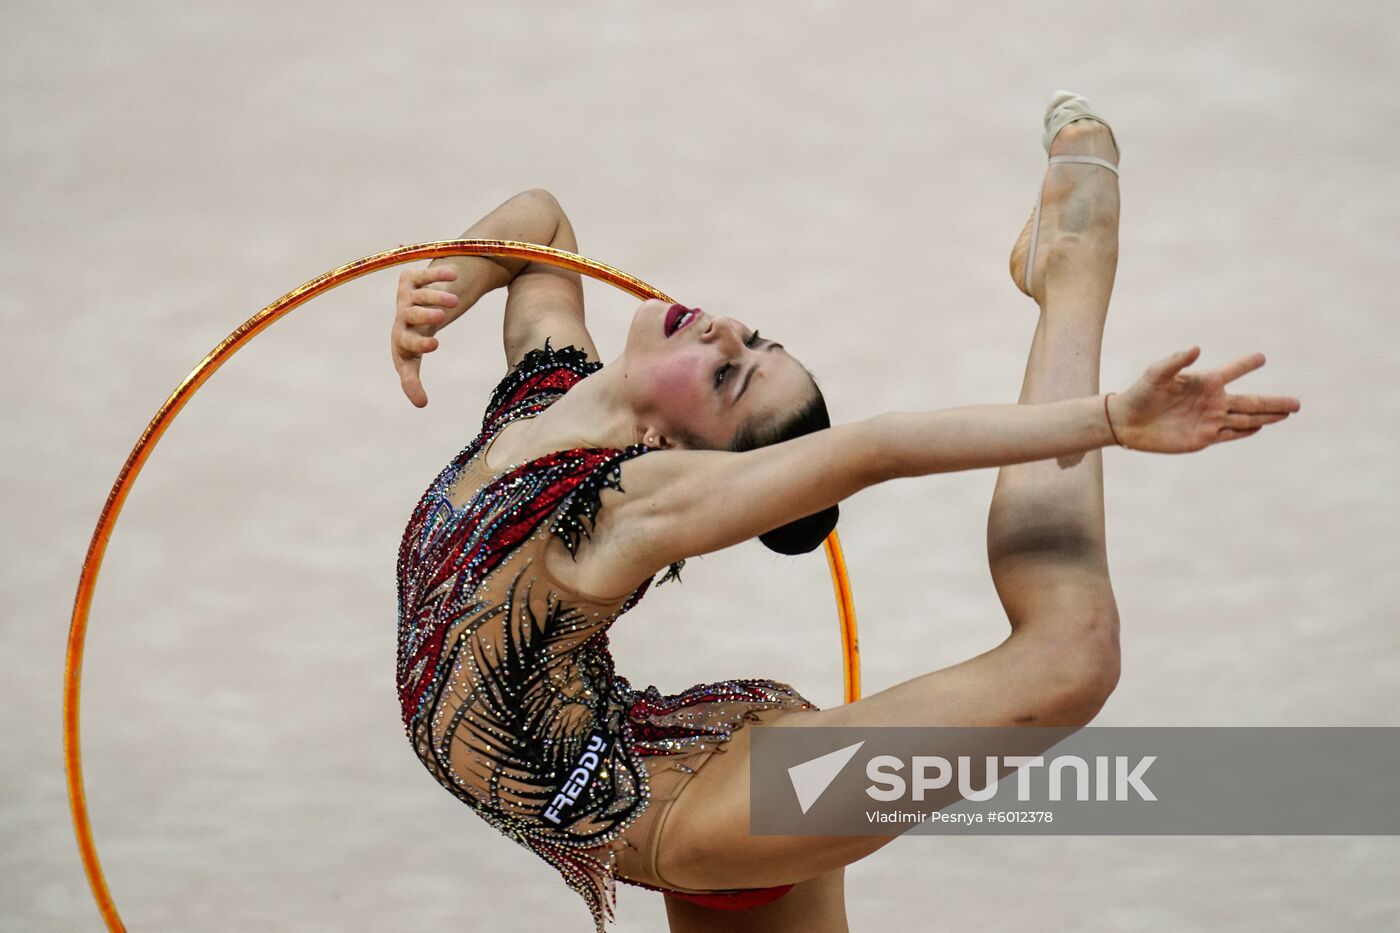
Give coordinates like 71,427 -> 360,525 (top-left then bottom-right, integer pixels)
700,314 -> 741,346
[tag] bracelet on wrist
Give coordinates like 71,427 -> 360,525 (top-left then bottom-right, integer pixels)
1104,393 -> 1127,448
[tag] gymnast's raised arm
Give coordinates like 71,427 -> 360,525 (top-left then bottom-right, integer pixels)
389,188 -> 599,407
591,347 -> 1299,588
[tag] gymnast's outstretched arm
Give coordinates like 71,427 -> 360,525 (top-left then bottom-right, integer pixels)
585,356 -> 1298,593
389,188 -> 597,406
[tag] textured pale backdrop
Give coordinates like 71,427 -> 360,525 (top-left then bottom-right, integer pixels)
3,2 -> 1397,931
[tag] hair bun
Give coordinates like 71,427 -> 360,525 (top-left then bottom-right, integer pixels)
759,504 -> 840,555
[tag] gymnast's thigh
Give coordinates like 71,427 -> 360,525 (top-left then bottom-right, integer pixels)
647,707 -> 900,893
605,743 -> 722,893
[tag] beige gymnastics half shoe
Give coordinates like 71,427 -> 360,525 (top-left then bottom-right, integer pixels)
1022,89 -> 1122,298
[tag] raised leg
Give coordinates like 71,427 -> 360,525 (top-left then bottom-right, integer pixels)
988,116 -> 1123,664
636,118 -> 1126,897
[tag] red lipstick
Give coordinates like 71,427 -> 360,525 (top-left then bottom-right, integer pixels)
664,304 -> 701,337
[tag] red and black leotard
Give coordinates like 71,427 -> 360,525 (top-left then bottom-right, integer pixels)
395,340 -> 816,931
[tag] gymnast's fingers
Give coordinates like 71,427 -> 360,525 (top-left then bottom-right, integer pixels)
408,288 -> 459,309
401,295 -> 452,327
391,309 -> 438,405
395,351 -> 429,408
402,302 -> 448,327
1228,393 -> 1302,415
1215,426 -> 1262,443
403,301 -> 445,326
408,333 -> 438,353
391,315 -> 438,353
1223,411 -> 1290,430
1217,352 -> 1267,384
404,265 -> 457,289
1145,346 -> 1201,383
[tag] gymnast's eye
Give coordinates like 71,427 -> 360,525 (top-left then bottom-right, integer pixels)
716,331 -> 761,388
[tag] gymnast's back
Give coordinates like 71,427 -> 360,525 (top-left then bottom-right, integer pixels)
394,339 -> 815,929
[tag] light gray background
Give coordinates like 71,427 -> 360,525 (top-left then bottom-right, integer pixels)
3,2 -> 1397,931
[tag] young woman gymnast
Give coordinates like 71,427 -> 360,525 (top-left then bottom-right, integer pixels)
389,91 -> 1299,932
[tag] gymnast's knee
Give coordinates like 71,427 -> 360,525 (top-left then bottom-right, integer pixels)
1031,611 -> 1121,725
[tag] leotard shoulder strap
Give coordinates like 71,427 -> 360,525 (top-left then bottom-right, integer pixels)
482,337 -> 600,433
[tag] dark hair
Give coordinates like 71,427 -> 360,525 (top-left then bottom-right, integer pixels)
725,371 -> 839,555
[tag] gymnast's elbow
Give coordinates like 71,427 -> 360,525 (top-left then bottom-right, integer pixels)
517,187 -> 565,213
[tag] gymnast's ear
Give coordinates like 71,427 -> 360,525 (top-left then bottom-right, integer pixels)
642,428 -> 682,450
643,424 -> 706,451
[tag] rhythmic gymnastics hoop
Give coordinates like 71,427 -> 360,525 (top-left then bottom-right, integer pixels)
63,240 -> 862,930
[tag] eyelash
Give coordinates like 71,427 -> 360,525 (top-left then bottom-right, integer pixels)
714,331 -> 761,388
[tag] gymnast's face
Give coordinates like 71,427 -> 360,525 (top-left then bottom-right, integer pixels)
621,299 -> 814,450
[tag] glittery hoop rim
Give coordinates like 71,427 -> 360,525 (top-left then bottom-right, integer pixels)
63,239 -> 861,930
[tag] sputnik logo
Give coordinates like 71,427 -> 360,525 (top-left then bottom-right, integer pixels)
787,741 -> 865,814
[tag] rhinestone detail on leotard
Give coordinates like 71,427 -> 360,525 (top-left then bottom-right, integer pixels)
394,340 -> 815,931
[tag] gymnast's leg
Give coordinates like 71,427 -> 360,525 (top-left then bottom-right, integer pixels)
650,117 -> 1125,902
989,115 -> 1122,674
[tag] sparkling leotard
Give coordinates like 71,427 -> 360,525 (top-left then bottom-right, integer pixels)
395,340 -> 817,931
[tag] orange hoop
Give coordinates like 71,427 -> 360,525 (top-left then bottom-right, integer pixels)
63,240 -> 861,929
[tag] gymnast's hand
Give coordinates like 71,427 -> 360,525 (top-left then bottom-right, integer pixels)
1107,347 -> 1301,453
391,266 -> 460,407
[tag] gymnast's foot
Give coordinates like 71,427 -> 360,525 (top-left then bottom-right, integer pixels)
1008,118 -> 1121,306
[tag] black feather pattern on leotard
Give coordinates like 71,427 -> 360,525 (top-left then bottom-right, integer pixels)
395,337 -> 812,932
550,446 -> 686,588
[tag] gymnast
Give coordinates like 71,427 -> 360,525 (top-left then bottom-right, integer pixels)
389,92 -> 1299,932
